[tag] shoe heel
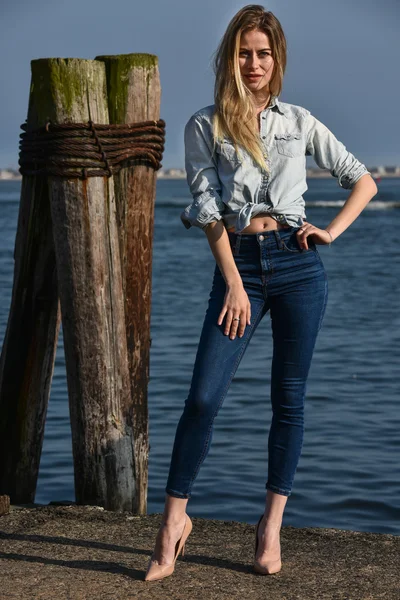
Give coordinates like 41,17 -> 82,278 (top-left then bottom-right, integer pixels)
253,513 -> 282,575
144,514 -> 192,582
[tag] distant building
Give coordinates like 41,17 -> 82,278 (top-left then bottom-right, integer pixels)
0,169 -> 22,180
157,168 -> 186,179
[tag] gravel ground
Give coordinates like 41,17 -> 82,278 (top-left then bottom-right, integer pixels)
0,503 -> 398,600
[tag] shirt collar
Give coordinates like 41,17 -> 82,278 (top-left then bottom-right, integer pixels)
266,95 -> 288,117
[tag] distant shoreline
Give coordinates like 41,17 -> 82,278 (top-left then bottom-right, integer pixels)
155,172 -> 400,180
1,171 -> 399,182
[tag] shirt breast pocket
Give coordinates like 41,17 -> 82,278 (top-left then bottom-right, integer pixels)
274,131 -> 304,158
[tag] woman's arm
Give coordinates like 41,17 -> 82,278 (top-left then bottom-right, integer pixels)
204,220 -> 251,339
204,220 -> 242,286
298,173 -> 378,249
182,112 -> 251,339
323,173 -> 378,241
297,113 -> 378,249
180,114 -> 226,230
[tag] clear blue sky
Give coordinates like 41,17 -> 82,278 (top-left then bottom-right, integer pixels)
1,0 -> 398,169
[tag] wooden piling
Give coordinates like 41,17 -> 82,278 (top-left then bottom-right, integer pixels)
95,54 -> 161,514
2,57 -> 138,511
0,80 -> 61,504
1,54 -> 162,512
34,58 -> 138,511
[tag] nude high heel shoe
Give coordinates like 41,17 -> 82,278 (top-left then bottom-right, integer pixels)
253,513 -> 282,575
144,514 -> 192,581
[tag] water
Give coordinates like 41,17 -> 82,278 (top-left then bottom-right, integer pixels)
1,178 -> 399,535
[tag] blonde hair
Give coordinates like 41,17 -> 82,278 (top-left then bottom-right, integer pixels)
212,5 -> 287,171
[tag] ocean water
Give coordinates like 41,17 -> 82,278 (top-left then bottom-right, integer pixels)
0,177 -> 399,535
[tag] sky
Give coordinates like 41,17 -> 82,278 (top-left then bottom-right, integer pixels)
0,0 -> 399,170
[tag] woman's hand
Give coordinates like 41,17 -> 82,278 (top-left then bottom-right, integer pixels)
296,221 -> 333,250
217,282 -> 251,340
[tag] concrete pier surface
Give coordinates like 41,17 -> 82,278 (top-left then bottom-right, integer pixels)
0,503 -> 398,599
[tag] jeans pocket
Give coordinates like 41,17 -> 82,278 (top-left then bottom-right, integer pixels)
281,233 -> 316,253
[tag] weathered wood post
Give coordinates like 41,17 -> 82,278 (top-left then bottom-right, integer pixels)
0,54 -> 163,512
0,78 -> 61,504
95,54 -> 161,514
0,57 -> 139,510
32,58 -> 137,511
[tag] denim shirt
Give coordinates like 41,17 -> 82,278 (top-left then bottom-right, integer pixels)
180,95 -> 371,233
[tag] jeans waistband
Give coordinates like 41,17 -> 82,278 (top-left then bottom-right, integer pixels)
227,226 -> 302,254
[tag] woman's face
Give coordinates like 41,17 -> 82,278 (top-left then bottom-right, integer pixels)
238,28 -> 274,94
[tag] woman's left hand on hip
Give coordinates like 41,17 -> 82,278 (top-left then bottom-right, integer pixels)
296,221 -> 332,250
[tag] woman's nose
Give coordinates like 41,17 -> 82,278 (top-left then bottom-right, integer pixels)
248,53 -> 259,68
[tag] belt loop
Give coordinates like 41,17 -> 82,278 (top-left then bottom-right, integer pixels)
273,230 -> 282,250
234,234 -> 242,256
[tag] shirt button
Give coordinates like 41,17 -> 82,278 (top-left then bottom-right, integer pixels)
259,235 -> 264,241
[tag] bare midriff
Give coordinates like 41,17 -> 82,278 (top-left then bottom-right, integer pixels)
226,213 -> 291,234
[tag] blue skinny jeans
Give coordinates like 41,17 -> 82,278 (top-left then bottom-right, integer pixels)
165,226 -> 328,498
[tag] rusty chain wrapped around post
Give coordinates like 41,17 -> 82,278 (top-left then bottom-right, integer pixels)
18,118 -> 166,178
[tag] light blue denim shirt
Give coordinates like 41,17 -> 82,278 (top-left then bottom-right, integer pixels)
180,95 -> 371,233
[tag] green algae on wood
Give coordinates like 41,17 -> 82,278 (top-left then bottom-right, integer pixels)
30,58 -> 108,124
95,54 -> 159,124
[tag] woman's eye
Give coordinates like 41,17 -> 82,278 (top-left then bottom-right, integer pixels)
239,51 -> 271,57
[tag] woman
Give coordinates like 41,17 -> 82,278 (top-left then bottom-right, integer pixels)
145,4 -> 377,581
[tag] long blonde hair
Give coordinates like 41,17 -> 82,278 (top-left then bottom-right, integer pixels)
212,5 -> 287,171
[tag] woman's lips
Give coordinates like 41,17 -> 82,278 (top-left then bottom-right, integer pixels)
244,74 -> 262,80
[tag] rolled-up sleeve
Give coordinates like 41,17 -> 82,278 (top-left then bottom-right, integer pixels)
180,114 -> 225,230
305,113 -> 371,189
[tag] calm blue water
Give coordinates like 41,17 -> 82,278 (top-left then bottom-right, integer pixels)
1,178 -> 399,535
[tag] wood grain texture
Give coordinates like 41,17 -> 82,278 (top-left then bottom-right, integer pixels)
31,58 -> 135,511
0,74 -> 61,504
0,495 -> 10,516
96,54 -> 161,514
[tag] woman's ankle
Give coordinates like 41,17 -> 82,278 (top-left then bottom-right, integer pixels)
161,512 -> 186,527
264,516 -> 282,525
263,489 -> 288,525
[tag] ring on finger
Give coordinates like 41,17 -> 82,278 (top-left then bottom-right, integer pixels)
232,317 -> 240,322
